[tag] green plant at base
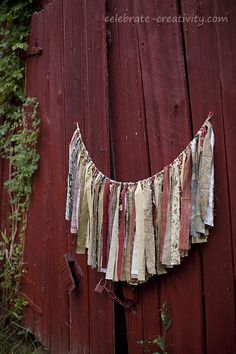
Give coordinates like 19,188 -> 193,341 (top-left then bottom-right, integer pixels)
0,1 -> 44,352
137,302 -> 172,354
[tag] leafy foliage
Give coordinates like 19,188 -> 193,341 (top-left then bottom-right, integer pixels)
0,0 -> 42,352
137,302 -> 172,354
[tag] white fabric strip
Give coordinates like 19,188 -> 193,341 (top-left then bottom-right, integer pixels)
134,182 -> 146,281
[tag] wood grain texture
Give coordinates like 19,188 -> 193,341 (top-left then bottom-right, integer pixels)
22,11 -> 43,343
134,1 -> 205,353
23,1 -> 70,353
181,0 -> 236,353
106,1 -> 151,352
63,0 -> 90,352
82,0 -> 114,353
20,0 -> 236,353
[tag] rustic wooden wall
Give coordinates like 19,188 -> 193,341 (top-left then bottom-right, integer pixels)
18,0 -> 236,353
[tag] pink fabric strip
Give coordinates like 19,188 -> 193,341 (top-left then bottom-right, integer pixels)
179,152 -> 192,251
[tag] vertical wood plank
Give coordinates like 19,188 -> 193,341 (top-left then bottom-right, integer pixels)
24,1 -> 70,353
181,0 -> 236,353
84,1 -> 115,353
213,0 -> 236,293
107,0 -> 150,182
46,1 -> 69,352
21,1 -> 236,354
22,11 -> 43,341
133,1 -> 205,354
36,9 -> 51,348
63,0 -> 90,352
106,1 -> 151,353
63,0 -> 115,353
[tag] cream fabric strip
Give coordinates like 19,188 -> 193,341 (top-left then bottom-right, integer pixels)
135,182 -> 146,281
131,234 -> 138,279
169,161 -> 181,266
70,150 -> 81,233
162,161 -> 181,267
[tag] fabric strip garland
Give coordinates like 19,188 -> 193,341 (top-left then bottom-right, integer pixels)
65,115 -> 215,284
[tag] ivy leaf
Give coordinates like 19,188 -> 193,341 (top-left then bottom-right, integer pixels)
12,42 -> 28,51
1,230 -> 9,245
152,336 -> 166,351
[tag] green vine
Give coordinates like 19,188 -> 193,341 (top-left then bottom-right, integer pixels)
0,1 -> 42,352
137,302 -> 172,354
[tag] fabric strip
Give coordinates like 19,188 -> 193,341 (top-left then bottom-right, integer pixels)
101,180 -> 110,269
179,149 -> 192,252
160,166 -> 170,263
205,124 -> 215,226
134,182 -> 146,281
117,184 -> 128,280
106,185 -> 121,280
143,180 -> 156,275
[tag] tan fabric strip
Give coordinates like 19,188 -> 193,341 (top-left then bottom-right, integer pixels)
88,173 -> 102,267
179,148 -> 192,252
143,180 -> 156,275
162,166 -> 172,266
97,179 -> 105,272
154,174 -> 167,275
199,124 -> 213,222
121,184 -> 135,281
70,151 -> 81,233
76,161 -> 93,254
106,184 -> 121,280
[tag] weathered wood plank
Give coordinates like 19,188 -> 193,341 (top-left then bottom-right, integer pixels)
134,1 -> 205,353
181,0 -> 236,353
24,1 -> 70,352
63,0 -> 90,352
106,0 -> 151,351
84,1 -> 115,352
